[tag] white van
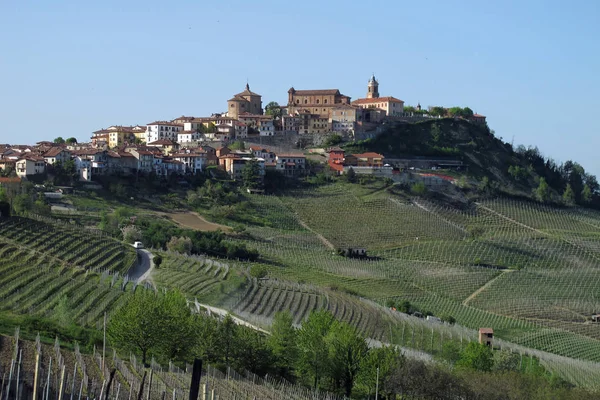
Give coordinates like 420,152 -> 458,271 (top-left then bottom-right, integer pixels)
133,241 -> 144,249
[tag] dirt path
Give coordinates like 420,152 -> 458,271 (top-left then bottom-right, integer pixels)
296,218 -> 336,251
463,270 -> 513,305
157,211 -> 231,232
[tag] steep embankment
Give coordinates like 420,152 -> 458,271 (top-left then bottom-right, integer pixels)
346,118 -> 538,192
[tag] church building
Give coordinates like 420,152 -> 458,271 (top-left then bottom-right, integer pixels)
351,75 -> 404,117
286,88 -> 351,118
227,84 -> 263,119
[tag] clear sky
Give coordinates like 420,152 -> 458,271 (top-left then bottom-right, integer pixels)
1,0 -> 598,176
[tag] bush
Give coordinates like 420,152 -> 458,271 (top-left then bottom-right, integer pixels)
411,182 -> 427,196
250,265 -> 268,279
121,225 -> 142,243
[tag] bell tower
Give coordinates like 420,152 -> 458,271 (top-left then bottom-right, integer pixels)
367,74 -> 379,99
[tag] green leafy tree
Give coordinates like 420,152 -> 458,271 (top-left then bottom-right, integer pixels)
153,254 -> 162,268
53,137 -> 65,144
411,181 -> 427,196
108,290 -> 163,365
493,350 -> 520,372
429,106 -> 446,117
324,134 -> 342,147
121,225 -> 142,243
356,346 -> 400,399
535,177 -> 551,203
12,193 -> 32,215
461,107 -> 474,118
430,123 -> 442,144
326,321 -> 369,397
66,137 -> 78,144
241,160 -> 262,189
562,183 -> 575,205
456,342 -> 494,372
268,312 -> 298,379
439,341 -> 461,365
234,328 -> 273,375
346,167 -> 357,183
582,184 -> 592,203
265,101 -> 282,119
216,314 -> 238,366
297,310 -> 335,389
157,291 -> 197,361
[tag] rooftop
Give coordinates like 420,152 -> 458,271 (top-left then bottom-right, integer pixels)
351,96 -> 404,105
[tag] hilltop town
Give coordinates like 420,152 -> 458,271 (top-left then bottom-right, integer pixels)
0,76 -> 486,184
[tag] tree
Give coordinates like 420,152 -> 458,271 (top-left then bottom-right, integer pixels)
108,290 -> 163,365
121,225 -> 142,243
356,346 -> 400,399
410,181 -> 427,196
297,310 -> 335,389
53,137 -> 65,144
66,137 -> 78,144
461,107 -> 474,118
439,341 -> 462,365
12,193 -> 32,215
265,101 -> 282,119
167,236 -> 193,255
493,350 -> 520,372
153,254 -> 162,268
216,314 -> 238,367
346,167 -> 357,183
430,123 -> 442,143
429,106 -> 446,117
324,134 -> 342,147
326,321 -> 369,397
582,184 -> 593,204
241,160 -> 262,189
158,291 -> 197,362
562,183 -> 575,205
535,177 -> 551,203
456,342 -> 494,372
268,312 -> 298,380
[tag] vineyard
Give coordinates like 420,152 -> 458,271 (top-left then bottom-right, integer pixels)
0,216 -> 137,326
0,329 -> 345,400
222,182 -> 600,373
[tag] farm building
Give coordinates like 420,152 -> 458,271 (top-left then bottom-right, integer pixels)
479,328 -> 494,347
592,314 -> 600,323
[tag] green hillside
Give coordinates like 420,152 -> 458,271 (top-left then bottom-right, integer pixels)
345,118 -> 599,206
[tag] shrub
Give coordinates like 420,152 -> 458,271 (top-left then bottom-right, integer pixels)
250,265 -> 268,279
121,225 -> 142,243
411,182 -> 427,196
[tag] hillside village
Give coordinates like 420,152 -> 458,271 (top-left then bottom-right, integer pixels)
0,76 -> 486,184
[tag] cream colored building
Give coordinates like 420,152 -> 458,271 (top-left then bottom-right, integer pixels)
351,76 -> 404,117
227,84 -> 263,119
287,88 -> 351,118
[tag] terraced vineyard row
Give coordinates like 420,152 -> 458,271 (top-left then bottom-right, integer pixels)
0,216 -> 136,274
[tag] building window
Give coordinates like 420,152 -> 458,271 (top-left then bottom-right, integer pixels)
304,99 -> 307,104
316,99 -> 320,104
324,99 -> 328,104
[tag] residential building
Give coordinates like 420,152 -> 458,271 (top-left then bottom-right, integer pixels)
297,111 -> 331,134
330,104 -> 361,135
16,156 -> 46,178
287,88 -> 351,118
43,147 -> 72,165
73,149 -> 108,175
220,154 -> 265,180
171,150 -> 209,174
327,147 -> 345,173
91,126 -> 137,148
177,131 -> 202,144
470,114 -> 487,125
259,119 -> 275,136
233,121 -> 248,138
275,154 -> 307,177
344,152 -> 385,167
145,121 -> 184,143
237,113 -> 273,133
127,149 -> 154,173
227,84 -> 263,119
147,139 -> 179,154
479,328 -> 494,347
249,146 -> 276,163
282,114 -> 300,133
351,76 -> 404,117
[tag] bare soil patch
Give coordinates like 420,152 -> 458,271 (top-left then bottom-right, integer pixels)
163,212 -> 231,232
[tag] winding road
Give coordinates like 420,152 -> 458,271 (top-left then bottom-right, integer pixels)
126,248 -> 155,286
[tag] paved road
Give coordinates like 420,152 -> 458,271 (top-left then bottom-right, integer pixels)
127,248 -> 154,285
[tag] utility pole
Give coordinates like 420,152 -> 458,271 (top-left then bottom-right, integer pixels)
102,312 -> 106,375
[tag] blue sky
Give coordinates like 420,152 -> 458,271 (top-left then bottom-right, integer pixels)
1,0 -> 598,176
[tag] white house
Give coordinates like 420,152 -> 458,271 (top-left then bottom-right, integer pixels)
170,151 -> 208,174
43,147 -> 72,165
259,120 -> 275,136
177,131 -> 201,144
275,154 -> 307,177
16,157 -> 46,178
145,121 -> 184,143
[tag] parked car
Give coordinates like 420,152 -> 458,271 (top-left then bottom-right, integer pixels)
133,241 -> 144,249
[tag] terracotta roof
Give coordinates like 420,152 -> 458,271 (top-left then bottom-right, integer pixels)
148,139 -> 177,146
228,95 -> 249,102
290,89 -> 342,96
238,112 -> 272,119
327,147 -> 344,153
351,96 -> 404,105
0,177 -> 21,184
18,155 -> 44,162
234,84 -> 261,97
352,152 -> 384,159
277,154 -> 305,158
147,121 -> 184,127
118,152 -> 135,158
171,152 -> 207,157
479,328 -> 494,334
43,147 -> 70,157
